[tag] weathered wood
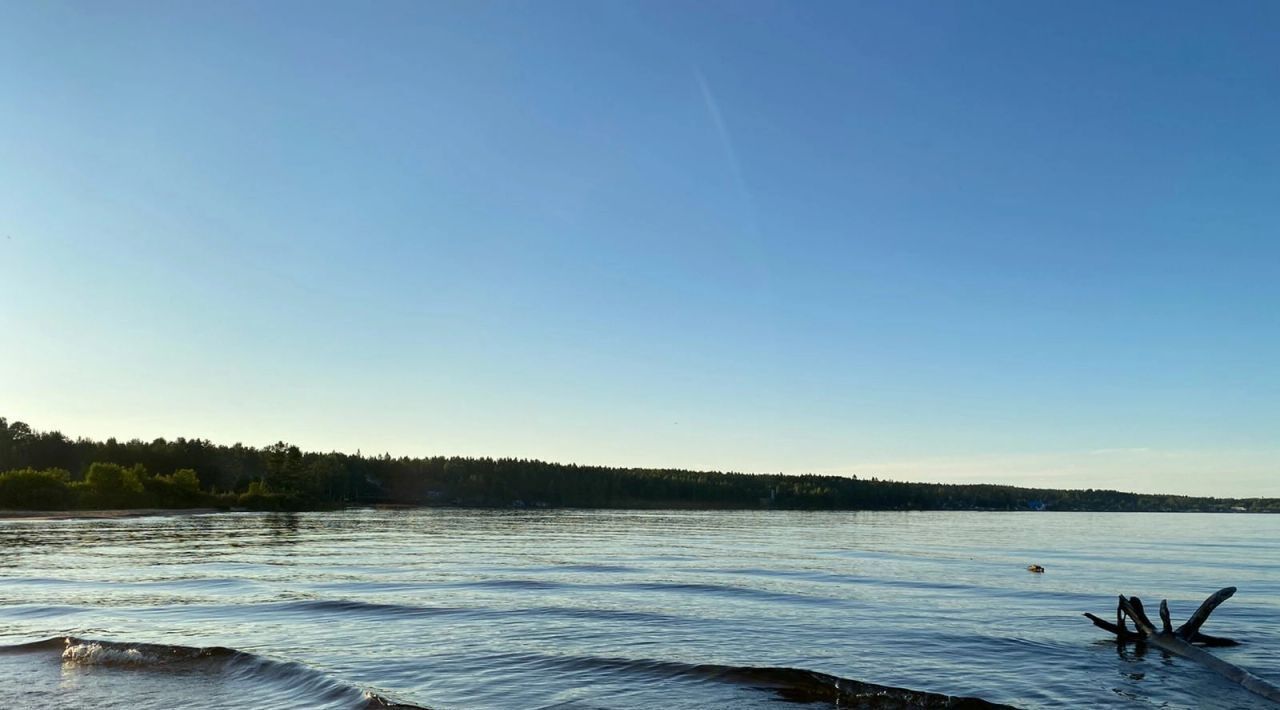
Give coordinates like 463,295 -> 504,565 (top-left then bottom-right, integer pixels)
1084,612 -> 1143,642
1176,586 -> 1236,639
1122,596 -> 1156,635
1085,588 -> 1241,646
1183,631 -> 1240,648
1086,588 -> 1279,704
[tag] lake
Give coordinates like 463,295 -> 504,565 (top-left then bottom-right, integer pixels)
1,509 -> 1277,708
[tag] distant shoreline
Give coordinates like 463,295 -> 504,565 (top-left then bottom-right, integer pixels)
5,416 -> 1279,515
0,505 -> 1274,520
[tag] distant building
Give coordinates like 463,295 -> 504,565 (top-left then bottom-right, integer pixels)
1028,499 -> 1046,511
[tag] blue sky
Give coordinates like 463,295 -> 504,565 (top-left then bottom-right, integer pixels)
2,1 -> 1277,495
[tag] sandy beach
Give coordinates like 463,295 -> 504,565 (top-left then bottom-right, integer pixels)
0,508 -> 226,521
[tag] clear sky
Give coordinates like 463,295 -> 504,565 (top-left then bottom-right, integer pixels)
2,1 -> 1277,496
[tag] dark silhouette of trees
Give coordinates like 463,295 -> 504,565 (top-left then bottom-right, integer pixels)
1,416 -> 1277,513
0,468 -> 74,509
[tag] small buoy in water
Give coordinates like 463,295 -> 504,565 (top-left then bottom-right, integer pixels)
1027,564 -> 1045,573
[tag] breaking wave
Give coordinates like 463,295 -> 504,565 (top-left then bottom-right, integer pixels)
0,637 -> 422,709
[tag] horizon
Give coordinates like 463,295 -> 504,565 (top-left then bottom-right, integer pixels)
3,1 -> 1278,498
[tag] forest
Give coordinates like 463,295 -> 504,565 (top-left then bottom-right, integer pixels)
2,417 -> 1277,513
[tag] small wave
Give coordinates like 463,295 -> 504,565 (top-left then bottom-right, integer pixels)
496,651 -> 1015,708
476,563 -> 641,574
619,580 -> 844,606
549,564 -> 640,574
520,605 -> 690,625
433,577 -> 846,606
451,578 -> 565,591
270,598 -> 469,618
305,576 -> 846,607
62,638 -> 227,666
695,663 -> 1014,708
0,575 -> 260,593
0,603 -> 92,619
115,598 -> 693,629
0,637 -> 424,709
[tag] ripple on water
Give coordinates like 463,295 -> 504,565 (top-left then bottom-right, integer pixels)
1,509 -> 1278,709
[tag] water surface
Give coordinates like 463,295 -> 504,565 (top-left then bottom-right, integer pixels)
1,510 -> 1277,708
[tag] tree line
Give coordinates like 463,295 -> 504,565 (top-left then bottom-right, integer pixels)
2,416 -> 1277,512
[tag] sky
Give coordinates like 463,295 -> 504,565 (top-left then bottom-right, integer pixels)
1,1 -> 1277,496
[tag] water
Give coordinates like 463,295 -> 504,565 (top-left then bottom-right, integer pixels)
1,510 -> 1278,709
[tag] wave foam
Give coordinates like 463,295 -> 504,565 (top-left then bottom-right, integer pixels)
62,640 -> 148,665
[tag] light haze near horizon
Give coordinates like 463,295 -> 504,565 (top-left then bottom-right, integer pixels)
2,1 -> 1277,496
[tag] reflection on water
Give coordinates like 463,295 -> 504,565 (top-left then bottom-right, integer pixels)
1,510 -> 1278,708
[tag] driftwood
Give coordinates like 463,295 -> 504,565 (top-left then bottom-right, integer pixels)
1085,586 -> 1240,646
1085,587 -> 1280,704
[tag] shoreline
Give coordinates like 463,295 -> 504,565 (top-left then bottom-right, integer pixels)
0,506 -> 1274,520
0,508 -> 226,521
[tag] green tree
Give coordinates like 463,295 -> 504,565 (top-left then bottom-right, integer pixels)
265,442 -> 304,493
83,462 -> 147,508
0,468 -> 72,509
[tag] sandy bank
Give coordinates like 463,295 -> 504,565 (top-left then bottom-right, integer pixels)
0,508 -> 227,520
